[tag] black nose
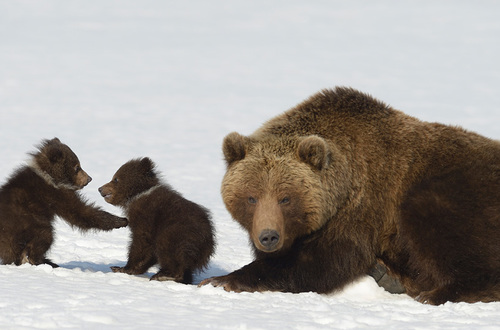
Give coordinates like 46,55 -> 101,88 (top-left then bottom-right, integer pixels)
98,187 -> 102,193
258,229 -> 280,251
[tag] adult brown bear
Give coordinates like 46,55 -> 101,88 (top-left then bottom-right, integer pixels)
201,87 -> 500,305
0,138 -> 127,267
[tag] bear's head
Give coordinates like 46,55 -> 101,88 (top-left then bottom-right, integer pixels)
31,137 -> 92,190
99,157 -> 160,207
221,132 -> 348,254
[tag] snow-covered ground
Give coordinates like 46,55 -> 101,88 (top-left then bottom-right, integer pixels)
1,1 -> 500,328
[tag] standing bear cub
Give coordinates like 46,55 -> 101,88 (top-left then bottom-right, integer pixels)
0,138 -> 127,267
99,157 -> 215,284
201,87 -> 500,305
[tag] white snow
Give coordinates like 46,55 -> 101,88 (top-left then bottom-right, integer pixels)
1,0 -> 500,328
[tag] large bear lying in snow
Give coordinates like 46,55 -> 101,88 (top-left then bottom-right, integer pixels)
201,87 -> 500,305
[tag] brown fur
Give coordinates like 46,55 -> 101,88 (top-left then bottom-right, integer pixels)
0,138 -> 128,267
99,157 -> 215,284
200,87 -> 500,304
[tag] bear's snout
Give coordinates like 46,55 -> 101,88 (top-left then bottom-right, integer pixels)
251,195 -> 285,253
258,229 -> 280,252
98,185 -> 113,203
76,170 -> 92,189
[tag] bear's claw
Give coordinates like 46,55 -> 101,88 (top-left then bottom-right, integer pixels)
199,275 -> 256,293
110,266 -> 126,273
199,276 -> 235,291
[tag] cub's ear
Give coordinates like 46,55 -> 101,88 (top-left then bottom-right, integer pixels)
139,157 -> 156,176
222,132 -> 249,166
49,137 -> 61,144
44,142 -> 64,163
297,135 -> 331,170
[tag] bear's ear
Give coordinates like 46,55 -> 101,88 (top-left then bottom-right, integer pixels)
297,135 -> 330,170
139,157 -> 156,177
222,132 -> 249,166
44,142 -> 64,163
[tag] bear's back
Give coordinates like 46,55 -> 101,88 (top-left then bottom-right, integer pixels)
126,185 -> 211,229
0,167 -> 58,219
253,87 -> 398,139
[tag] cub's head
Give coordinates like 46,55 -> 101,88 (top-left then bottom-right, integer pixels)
221,132 -> 345,254
99,157 -> 159,207
31,137 -> 92,190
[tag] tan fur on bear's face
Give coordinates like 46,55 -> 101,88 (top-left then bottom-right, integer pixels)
74,166 -> 92,189
221,134 -> 333,253
99,181 -> 117,205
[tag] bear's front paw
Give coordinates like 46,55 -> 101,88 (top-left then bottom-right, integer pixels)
199,274 -> 258,293
96,210 -> 128,230
110,266 -> 126,273
101,214 -> 128,229
415,289 -> 449,305
113,217 -> 128,228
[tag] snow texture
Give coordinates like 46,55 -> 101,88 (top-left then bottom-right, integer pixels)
1,1 -> 500,329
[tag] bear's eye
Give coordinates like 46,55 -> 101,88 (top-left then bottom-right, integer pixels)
74,165 -> 81,173
279,197 -> 290,205
248,197 -> 257,204
113,177 -> 119,183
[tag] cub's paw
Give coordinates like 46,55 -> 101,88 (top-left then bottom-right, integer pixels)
100,213 -> 128,229
113,217 -> 128,228
111,265 -> 143,276
150,273 -> 177,282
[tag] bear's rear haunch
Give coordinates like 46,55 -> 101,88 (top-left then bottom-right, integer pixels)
201,87 -> 500,305
99,157 -> 215,284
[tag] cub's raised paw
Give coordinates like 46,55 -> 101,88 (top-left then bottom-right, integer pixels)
112,216 -> 128,228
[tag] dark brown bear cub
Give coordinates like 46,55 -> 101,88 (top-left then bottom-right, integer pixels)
99,157 -> 215,284
0,138 -> 127,267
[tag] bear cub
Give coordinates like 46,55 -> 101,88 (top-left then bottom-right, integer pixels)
0,138 -> 127,267
99,157 -> 215,284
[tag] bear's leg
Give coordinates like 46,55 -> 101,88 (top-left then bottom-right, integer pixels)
201,237 -> 373,293
415,283 -> 473,305
21,226 -> 57,267
151,230 -> 199,284
415,280 -> 500,305
0,244 -> 21,266
0,235 -> 26,266
151,268 -> 192,284
0,225 -> 36,265
54,191 -> 127,231
111,237 -> 156,275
